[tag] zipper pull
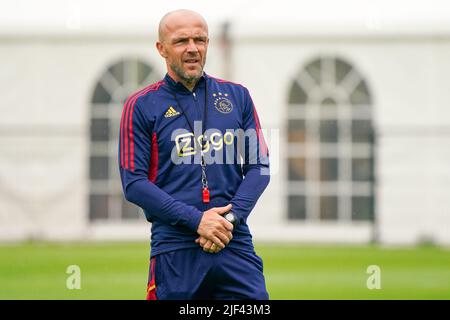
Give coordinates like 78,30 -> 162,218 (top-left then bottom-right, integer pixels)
193,92 -> 197,101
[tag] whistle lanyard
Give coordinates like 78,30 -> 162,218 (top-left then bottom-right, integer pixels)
172,81 -> 210,203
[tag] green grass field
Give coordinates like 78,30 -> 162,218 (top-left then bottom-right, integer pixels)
1,242 -> 449,299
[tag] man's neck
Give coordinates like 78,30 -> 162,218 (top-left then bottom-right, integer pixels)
180,79 -> 197,92
167,71 -> 202,92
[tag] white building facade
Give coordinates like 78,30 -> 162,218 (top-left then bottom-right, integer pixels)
0,1 -> 449,245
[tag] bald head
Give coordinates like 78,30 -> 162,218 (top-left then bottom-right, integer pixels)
158,9 -> 208,42
156,9 -> 209,91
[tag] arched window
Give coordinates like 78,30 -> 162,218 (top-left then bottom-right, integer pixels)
287,56 -> 374,222
89,58 -> 160,221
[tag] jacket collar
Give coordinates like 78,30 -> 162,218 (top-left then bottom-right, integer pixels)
164,72 -> 207,94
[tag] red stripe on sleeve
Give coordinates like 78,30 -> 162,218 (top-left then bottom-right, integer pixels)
249,96 -> 268,157
120,80 -> 164,170
120,106 -> 126,167
122,99 -> 132,168
148,132 -> 159,183
128,101 -> 136,170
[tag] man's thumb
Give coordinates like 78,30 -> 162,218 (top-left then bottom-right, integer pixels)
216,204 -> 232,215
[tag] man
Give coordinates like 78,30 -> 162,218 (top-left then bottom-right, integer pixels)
119,9 -> 270,300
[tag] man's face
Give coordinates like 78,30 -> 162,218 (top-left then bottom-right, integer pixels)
157,14 -> 209,84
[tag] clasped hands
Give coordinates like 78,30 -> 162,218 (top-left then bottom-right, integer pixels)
196,204 -> 234,254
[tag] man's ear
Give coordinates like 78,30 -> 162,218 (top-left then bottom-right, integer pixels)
156,41 -> 167,58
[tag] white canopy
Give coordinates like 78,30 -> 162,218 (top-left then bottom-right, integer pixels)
1,0 -> 449,37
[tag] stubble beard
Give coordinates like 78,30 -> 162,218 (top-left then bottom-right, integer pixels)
170,62 -> 203,87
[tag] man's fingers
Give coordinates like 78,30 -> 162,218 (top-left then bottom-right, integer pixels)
222,220 -> 234,232
214,204 -> 232,215
203,240 -> 218,253
213,243 -> 222,253
196,237 -> 208,246
209,242 -> 222,254
198,236 -> 226,253
216,230 -> 231,246
210,236 -> 225,249
203,240 -> 213,251
216,218 -> 233,232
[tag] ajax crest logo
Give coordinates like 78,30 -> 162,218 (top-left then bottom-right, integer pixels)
213,92 -> 233,114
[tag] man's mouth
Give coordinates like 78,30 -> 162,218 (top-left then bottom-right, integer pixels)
184,58 -> 199,65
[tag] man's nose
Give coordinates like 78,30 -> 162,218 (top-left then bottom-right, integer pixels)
186,39 -> 199,53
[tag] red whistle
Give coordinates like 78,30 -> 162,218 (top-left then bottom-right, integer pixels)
202,187 -> 210,203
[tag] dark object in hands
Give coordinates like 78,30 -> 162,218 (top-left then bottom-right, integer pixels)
224,211 -> 238,228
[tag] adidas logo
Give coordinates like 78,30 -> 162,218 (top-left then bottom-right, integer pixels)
164,106 -> 180,118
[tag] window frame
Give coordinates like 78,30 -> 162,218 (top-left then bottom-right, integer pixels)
287,56 -> 375,223
89,58 -> 160,222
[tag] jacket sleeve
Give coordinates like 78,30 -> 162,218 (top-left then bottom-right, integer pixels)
119,98 -> 203,232
230,87 -> 270,225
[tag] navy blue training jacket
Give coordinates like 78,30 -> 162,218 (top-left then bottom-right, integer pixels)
119,73 -> 270,257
